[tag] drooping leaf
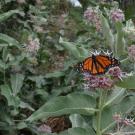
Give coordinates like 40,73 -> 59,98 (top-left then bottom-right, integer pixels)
27,93 -> 97,122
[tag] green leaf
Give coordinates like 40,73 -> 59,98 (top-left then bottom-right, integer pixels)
94,95 -> 135,133
0,10 -> 24,22
69,114 -> 95,135
16,122 -> 27,130
19,101 -> 35,111
35,88 -> 49,101
0,44 -> 9,47
70,114 -> 89,128
0,85 -> 20,107
77,47 -> 89,58
59,37 -> 81,60
102,96 -> 135,133
115,22 -> 126,57
51,86 -> 72,97
28,75 -> 45,88
10,74 -> 24,95
60,127 -> 92,135
2,47 -> 9,62
27,93 -> 97,122
103,88 -> 125,108
41,127 -> 93,135
45,71 -> 65,78
0,33 -> 19,46
116,75 -> 135,89
0,59 -> 8,70
101,15 -> 114,52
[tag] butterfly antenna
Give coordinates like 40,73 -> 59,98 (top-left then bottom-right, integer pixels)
102,50 -> 113,56
90,50 -> 101,55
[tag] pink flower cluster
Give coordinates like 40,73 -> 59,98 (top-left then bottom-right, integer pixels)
84,7 -> 101,31
110,9 -> 125,22
26,36 -> 40,55
113,114 -> 135,126
128,45 -> 135,62
83,66 -> 123,89
108,66 -> 123,79
83,73 -> 113,89
38,124 -> 52,133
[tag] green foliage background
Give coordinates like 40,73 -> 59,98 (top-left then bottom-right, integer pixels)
0,0 -> 135,135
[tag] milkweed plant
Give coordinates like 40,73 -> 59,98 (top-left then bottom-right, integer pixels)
0,0 -> 135,135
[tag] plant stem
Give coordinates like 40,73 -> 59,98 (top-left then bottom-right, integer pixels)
96,90 -> 103,135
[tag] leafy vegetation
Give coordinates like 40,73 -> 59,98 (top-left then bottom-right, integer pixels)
0,0 -> 135,135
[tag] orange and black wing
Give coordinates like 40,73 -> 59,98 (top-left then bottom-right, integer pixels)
78,55 -> 119,75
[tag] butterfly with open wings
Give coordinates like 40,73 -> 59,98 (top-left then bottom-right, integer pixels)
77,51 -> 120,75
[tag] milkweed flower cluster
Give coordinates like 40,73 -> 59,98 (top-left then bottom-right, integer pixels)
113,114 -> 135,126
83,73 -> 113,89
26,36 -> 40,55
128,45 -> 135,62
110,8 -> 125,22
84,7 -> 101,31
38,124 -> 52,133
83,66 -> 123,89
108,66 -> 123,79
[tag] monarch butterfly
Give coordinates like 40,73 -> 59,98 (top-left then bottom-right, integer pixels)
77,52 -> 119,75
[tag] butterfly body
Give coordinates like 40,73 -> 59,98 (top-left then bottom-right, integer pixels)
78,54 -> 119,75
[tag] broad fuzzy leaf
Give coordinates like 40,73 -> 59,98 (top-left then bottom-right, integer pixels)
27,93 -> 97,122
